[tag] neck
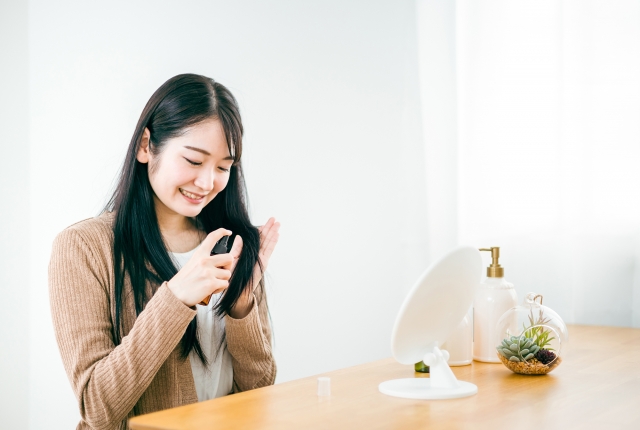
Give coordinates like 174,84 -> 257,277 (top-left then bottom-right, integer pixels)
153,195 -> 194,236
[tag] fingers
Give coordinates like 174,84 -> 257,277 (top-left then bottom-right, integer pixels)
229,235 -> 244,260
209,253 -> 234,270
197,228 -> 232,258
213,267 -> 231,281
258,217 -> 275,236
211,277 -> 230,295
260,219 -> 280,260
205,268 -> 231,296
259,218 -> 278,244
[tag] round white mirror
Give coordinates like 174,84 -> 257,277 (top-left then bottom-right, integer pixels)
378,246 -> 482,399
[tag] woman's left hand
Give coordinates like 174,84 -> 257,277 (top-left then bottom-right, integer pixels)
228,217 -> 280,318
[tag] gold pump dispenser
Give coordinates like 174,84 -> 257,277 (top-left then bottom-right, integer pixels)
479,247 -> 504,278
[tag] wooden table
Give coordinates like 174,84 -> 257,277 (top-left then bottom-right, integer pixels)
130,325 -> 640,429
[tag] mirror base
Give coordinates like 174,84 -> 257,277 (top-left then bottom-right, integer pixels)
378,378 -> 477,400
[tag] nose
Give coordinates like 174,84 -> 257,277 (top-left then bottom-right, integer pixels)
194,167 -> 214,192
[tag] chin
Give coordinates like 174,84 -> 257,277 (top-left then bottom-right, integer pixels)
174,195 -> 215,218
178,205 -> 204,218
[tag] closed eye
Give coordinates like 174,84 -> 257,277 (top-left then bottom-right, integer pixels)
218,167 -> 230,173
184,157 -> 202,166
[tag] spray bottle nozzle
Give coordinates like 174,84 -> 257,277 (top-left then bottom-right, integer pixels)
211,235 -> 230,256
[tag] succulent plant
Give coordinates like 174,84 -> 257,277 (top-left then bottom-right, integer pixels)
535,349 -> 556,365
496,335 -> 540,362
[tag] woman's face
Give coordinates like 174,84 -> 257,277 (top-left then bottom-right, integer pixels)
137,119 -> 234,219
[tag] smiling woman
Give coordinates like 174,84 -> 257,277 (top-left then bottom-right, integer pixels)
48,74 -> 279,430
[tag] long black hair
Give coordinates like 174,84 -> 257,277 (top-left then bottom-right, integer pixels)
103,74 -> 264,365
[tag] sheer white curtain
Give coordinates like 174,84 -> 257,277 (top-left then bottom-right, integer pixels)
418,0 -> 640,327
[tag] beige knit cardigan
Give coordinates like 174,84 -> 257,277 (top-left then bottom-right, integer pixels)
48,212 -> 276,430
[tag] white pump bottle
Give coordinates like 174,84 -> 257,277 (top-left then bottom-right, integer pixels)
473,247 -> 517,363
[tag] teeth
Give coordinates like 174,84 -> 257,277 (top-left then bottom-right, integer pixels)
180,189 -> 203,200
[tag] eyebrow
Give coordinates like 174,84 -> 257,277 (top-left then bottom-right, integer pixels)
184,145 -> 234,160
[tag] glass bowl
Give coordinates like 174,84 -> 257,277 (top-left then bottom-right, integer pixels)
495,293 -> 568,375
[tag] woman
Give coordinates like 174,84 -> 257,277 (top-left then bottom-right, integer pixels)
49,74 -> 279,430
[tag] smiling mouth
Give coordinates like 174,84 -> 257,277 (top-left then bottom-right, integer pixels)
179,188 -> 206,200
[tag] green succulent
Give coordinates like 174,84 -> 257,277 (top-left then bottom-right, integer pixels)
496,335 -> 540,362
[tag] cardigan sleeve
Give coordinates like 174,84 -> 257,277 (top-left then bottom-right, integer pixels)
49,227 -> 196,430
224,290 -> 277,391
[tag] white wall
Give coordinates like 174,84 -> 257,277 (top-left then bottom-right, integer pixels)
22,1 -> 426,429
0,1 -> 30,429
416,0 -> 458,259
456,0 -> 640,325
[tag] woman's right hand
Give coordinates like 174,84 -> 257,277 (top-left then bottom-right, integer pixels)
167,229 -> 234,307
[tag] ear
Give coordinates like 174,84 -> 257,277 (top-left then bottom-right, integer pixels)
136,128 -> 151,164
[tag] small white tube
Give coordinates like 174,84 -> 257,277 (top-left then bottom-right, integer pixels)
317,377 -> 331,396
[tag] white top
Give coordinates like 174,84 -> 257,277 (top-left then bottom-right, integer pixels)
171,248 -> 234,401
